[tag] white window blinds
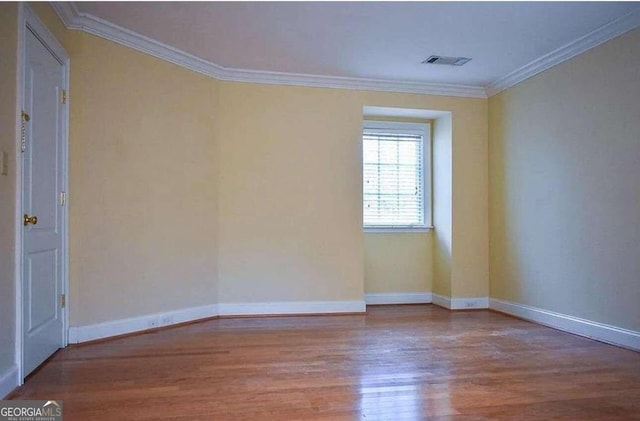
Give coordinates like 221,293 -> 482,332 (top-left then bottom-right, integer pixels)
363,124 -> 426,228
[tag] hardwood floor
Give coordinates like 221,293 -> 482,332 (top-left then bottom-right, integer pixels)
11,305 -> 640,420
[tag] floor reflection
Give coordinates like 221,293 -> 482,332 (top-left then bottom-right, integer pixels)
359,377 -> 422,420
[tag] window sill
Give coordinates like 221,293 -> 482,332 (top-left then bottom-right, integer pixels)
364,226 -> 434,233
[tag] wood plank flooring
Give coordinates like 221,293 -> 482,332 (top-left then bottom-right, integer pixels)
11,305 -> 640,420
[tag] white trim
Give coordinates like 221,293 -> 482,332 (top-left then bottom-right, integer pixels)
61,58 -> 70,349
50,2 -> 485,98
217,300 -> 365,317
432,294 -> 489,310
68,300 -> 365,343
52,3 -> 227,80
432,294 -> 451,309
68,304 -> 220,343
365,292 -> 432,305
222,69 -> 486,98
0,365 -> 19,399
67,327 -> 78,345
14,0 -> 25,389
48,1 -> 77,28
51,2 -> 640,99
486,7 -> 640,96
364,227 -> 433,233
40,1 -> 74,352
490,298 -> 640,352
450,296 -> 489,310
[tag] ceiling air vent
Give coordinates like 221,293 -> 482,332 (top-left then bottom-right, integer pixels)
422,55 -> 471,66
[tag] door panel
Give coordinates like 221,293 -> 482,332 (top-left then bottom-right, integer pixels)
22,27 -> 65,376
27,249 -> 58,333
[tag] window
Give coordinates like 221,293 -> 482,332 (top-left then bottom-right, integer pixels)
362,121 -> 431,231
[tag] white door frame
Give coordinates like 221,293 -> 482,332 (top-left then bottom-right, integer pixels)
15,3 -> 70,384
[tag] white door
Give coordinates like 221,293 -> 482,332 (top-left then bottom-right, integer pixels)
22,27 -> 66,376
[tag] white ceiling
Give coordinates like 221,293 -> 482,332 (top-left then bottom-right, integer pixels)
75,2 -> 639,88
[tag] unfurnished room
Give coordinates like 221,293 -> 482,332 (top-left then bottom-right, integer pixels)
0,1 -> 639,420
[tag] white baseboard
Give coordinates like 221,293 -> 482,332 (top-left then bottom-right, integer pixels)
451,296 -> 489,310
432,294 -> 489,310
68,304 -> 220,343
490,298 -> 640,352
365,292 -> 432,305
68,300 -> 366,343
0,364 -> 19,399
217,300 -> 365,316
432,293 -> 451,309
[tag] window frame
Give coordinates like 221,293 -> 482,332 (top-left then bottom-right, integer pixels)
362,120 -> 432,233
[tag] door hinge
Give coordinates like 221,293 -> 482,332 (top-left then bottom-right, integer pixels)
61,89 -> 67,104
61,294 -> 66,308
59,191 -> 67,206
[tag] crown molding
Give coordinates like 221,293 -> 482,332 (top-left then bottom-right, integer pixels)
486,7 -> 640,96
52,3 -> 640,99
51,2 -> 487,98
217,67 -> 488,98
48,1 -> 79,29
52,2 -> 229,79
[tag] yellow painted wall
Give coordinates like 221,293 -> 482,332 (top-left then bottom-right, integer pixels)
489,28 -> 640,331
216,82 -> 364,303
34,5 -> 220,326
0,2 -> 18,377
452,101 -> 489,298
27,4 -> 489,328
432,114 -> 453,296
364,233 -> 432,293
69,33 -> 219,326
216,82 -> 488,303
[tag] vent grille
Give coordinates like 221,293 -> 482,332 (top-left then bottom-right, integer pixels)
422,55 -> 471,66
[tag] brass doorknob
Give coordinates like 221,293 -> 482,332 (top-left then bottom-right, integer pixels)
23,214 -> 38,226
